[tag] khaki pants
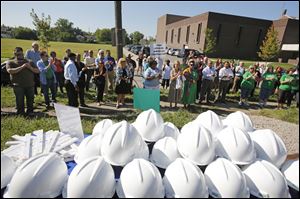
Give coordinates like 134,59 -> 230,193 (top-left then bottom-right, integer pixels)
105,71 -> 115,93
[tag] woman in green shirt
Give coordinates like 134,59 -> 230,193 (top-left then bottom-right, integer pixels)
239,65 -> 258,107
277,68 -> 293,109
258,65 -> 277,108
181,59 -> 198,109
287,68 -> 299,108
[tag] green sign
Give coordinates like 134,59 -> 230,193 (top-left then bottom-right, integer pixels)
133,88 -> 160,113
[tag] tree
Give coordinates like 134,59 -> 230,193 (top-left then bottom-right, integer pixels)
30,9 -> 51,51
203,28 -> 216,55
258,25 -> 280,61
13,26 -> 37,40
129,31 -> 144,45
53,18 -> 77,42
94,28 -> 112,43
148,36 -> 156,44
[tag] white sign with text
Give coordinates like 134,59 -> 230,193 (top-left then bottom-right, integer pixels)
54,103 -> 84,141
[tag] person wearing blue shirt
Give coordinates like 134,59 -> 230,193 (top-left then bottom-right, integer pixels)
25,41 -> 41,95
37,51 -> 57,109
143,60 -> 162,90
104,50 -> 116,91
64,53 -> 79,107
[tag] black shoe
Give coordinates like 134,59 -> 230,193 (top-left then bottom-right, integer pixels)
80,104 -> 88,107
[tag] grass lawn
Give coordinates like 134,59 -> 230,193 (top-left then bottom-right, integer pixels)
1,38 -> 117,61
210,58 -> 295,70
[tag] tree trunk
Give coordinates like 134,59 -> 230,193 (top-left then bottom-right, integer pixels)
115,1 -> 123,60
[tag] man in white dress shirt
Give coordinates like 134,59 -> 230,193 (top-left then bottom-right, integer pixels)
214,61 -> 234,103
64,53 -> 79,107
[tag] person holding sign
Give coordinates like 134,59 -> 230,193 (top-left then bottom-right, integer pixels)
181,59 -> 198,108
143,60 -> 161,90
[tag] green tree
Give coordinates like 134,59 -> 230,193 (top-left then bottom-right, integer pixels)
13,26 -> 37,40
94,28 -> 112,43
129,31 -> 144,45
258,25 -> 280,61
30,9 -> 51,51
203,28 -> 216,54
53,18 -> 77,42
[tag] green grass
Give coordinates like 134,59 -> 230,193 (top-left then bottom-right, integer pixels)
1,38 -> 117,61
258,106 -> 299,124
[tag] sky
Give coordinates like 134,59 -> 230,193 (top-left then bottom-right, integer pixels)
1,1 -> 299,38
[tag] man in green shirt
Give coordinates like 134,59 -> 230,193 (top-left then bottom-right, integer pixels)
277,69 -> 293,109
258,65 -> 277,108
6,47 -> 40,116
239,65 -> 257,107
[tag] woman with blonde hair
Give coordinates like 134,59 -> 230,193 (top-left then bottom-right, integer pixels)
115,58 -> 131,109
168,60 -> 183,108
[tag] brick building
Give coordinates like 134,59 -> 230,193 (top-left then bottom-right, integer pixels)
156,12 -> 299,63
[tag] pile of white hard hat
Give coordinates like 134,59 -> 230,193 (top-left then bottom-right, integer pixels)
1,109 -> 299,198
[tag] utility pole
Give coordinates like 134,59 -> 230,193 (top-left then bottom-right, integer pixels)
115,1 -> 123,60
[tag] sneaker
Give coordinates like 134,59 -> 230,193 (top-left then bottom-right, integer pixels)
97,102 -> 101,106
238,101 -> 243,106
116,104 -> 120,109
81,104 -> 88,107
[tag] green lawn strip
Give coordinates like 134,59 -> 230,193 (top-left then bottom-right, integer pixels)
1,38 -> 117,61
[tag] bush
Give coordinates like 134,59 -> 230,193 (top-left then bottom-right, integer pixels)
13,26 -> 37,40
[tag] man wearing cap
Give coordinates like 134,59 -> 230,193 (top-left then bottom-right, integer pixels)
64,53 -> 79,107
25,41 -> 41,95
7,47 -> 40,116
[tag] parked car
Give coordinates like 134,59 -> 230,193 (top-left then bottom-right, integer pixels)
124,44 -> 134,51
139,46 -> 150,57
131,45 -> 142,55
173,48 -> 181,56
167,48 -> 175,55
177,49 -> 204,58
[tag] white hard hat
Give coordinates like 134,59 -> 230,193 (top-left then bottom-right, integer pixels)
133,109 -> 165,142
223,111 -> 254,132
92,119 -> 114,136
1,153 -> 17,189
116,159 -> 165,198
163,122 -> 180,140
150,137 -> 181,169
177,122 -> 215,166
74,134 -> 103,164
4,153 -> 67,198
134,139 -> 149,160
194,110 -> 223,137
280,159 -> 299,191
242,160 -> 290,198
67,156 -> 115,198
163,158 -> 208,198
204,158 -> 250,198
215,126 -> 256,165
101,121 -> 143,166
249,129 -> 287,168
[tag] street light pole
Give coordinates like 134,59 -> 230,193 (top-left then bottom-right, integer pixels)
115,1 -> 123,60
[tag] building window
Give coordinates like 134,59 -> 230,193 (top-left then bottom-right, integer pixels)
236,26 -> 243,46
216,24 -> 222,44
171,29 -> 174,43
196,23 -> 202,43
186,25 -> 190,43
177,28 -> 181,43
256,28 -> 262,46
165,30 -> 168,44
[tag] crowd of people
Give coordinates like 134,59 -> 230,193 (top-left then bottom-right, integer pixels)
5,42 -> 299,116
